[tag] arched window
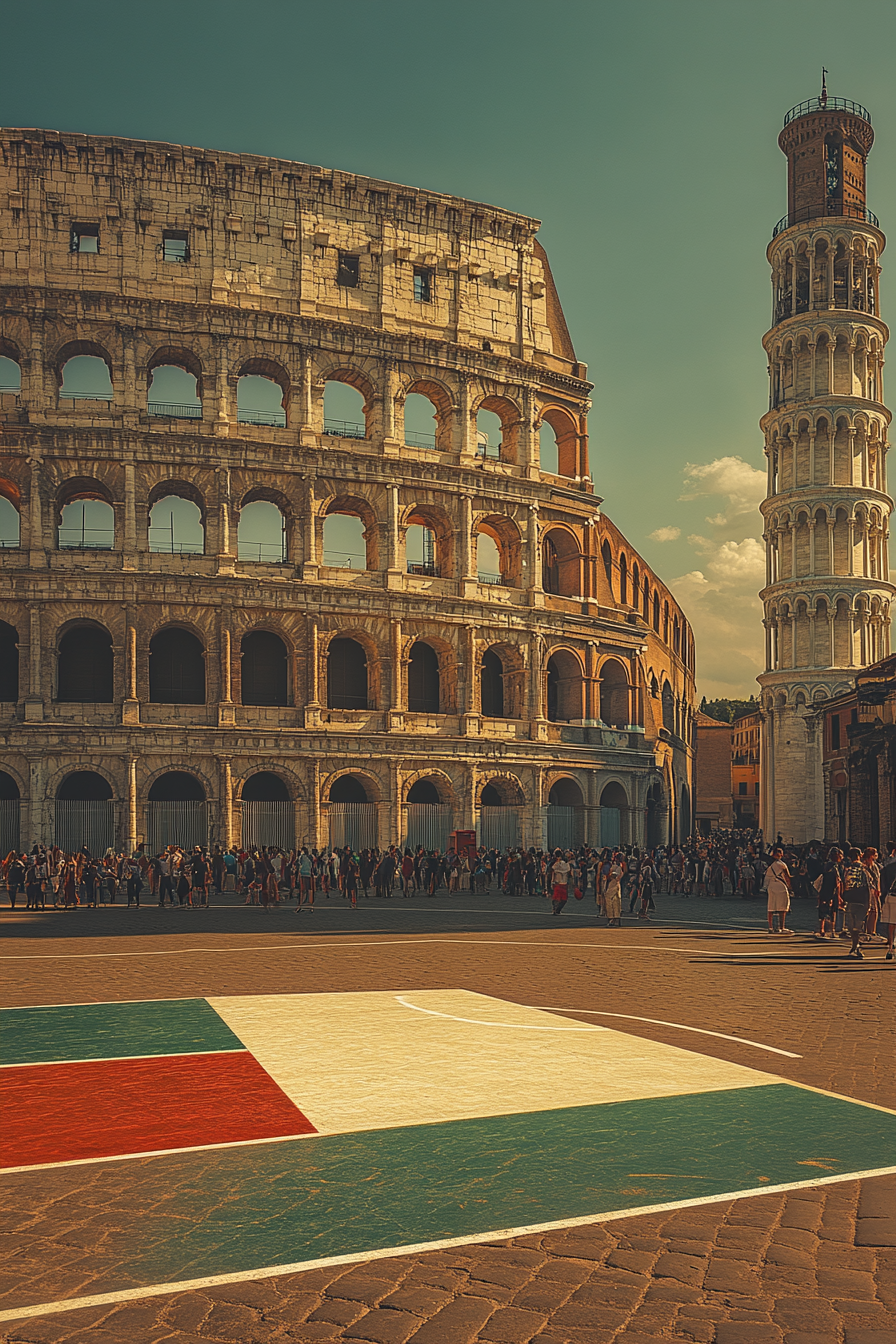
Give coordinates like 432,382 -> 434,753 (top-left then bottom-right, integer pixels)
0,620 -> 19,700
539,422 -> 559,473
619,553 -> 628,605
662,682 -> 674,732
149,628 -> 205,704
58,497 -> 115,550
330,774 -> 372,803
57,625 -> 113,703
546,651 -> 583,722
408,641 -> 440,713
242,771 -> 290,802
476,532 -> 502,585
481,648 -> 505,717
148,772 -> 205,802
542,528 -> 580,597
241,631 -> 288,706
0,490 -> 19,549
602,541 -> 613,595
323,379 -> 367,440
406,522 -> 438,577
327,637 -> 368,709
237,500 -> 286,563
57,770 -> 112,801
599,659 -> 628,728
404,392 -> 439,449
149,495 -> 204,554
407,779 -> 440,804
323,512 -> 368,569
59,355 -> 113,402
147,363 -> 202,420
0,355 -> 21,397
476,406 -> 503,460
653,592 -> 660,632
237,375 -> 286,427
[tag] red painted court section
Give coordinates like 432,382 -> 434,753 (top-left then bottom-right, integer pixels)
0,1052 -> 317,1169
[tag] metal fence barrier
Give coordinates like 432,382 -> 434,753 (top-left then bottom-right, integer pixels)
0,800 -> 20,855
241,802 -> 296,851
145,802 -> 209,855
404,804 -> 452,853
54,801 -> 115,855
326,803 -> 378,852
478,806 -> 521,850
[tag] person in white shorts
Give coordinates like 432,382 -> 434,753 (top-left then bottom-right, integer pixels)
764,846 -> 793,934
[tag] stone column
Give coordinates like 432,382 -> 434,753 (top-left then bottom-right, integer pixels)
127,755 -> 138,854
307,616 -> 320,709
518,386 -> 537,473
390,619 -> 403,715
219,757 -> 233,850
217,468 -> 235,573
457,374 -> 474,460
526,505 -> 542,606
386,484 -> 401,582
123,462 -> 137,569
808,428 -> 816,483
303,478 -> 319,579
122,618 -> 139,724
28,755 -> 47,848
309,758 -> 322,849
808,518 -> 816,574
528,633 -> 544,739
25,603 -> 42,720
26,456 -> 45,567
382,360 -> 401,450
213,339 -> 231,436
458,494 -> 473,582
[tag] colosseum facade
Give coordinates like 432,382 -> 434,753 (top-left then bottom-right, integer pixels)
0,127 -> 695,856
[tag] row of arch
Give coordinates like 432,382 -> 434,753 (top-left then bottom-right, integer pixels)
0,342 -> 586,476
0,765 -> 634,813
0,619 -> 689,731
771,233 -> 879,325
763,593 -> 890,671
597,537 -> 694,672
766,413 -> 888,496
763,504 -> 889,583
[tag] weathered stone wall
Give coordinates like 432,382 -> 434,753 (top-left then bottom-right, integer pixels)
0,128 -> 695,853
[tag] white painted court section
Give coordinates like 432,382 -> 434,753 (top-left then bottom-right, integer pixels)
208,990 -> 781,1135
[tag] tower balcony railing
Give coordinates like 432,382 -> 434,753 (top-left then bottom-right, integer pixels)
772,203 -> 880,239
783,97 -> 871,127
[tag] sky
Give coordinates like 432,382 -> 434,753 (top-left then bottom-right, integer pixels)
4,0 -> 896,699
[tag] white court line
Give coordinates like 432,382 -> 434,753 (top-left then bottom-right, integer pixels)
521,1006 -> 801,1057
0,1047 -> 245,1071
394,995 -> 607,1032
2,1165 -> 895,1325
0,936 -> 811,963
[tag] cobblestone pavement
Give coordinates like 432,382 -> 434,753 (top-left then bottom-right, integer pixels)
1,889 -> 893,1343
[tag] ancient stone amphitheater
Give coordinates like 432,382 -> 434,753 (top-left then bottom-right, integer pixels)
0,128 -> 695,856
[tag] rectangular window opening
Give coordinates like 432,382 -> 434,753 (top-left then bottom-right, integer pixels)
71,224 -> 99,254
830,714 -> 840,750
337,253 -> 360,288
163,232 -> 190,263
738,782 -> 747,795
413,267 -> 433,303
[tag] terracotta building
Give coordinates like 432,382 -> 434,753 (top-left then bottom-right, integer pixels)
814,654 -> 896,847
0,128 -> 695,856
731,708 -> 761,828
694,711 -> 733,833
758,87 -> 895,844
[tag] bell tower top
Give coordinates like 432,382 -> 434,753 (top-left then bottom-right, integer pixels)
777,78 -> 874,231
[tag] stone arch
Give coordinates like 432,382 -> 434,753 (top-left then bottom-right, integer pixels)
538,405 -> 581,477
542,525 -> 581,596
478,773 -> 526,806
475,513 -> 522,587
56,620 -> 114,703
239,770 -> 292,802
54,340 -> 114,391
599,657 -> 628,728
474,393 -> 522,463
325,632 -> 373,711
547,775 -> 584,807
236,356 -> 290,427
148,626 -> 206,704
147,770 -> 207,802
324,768 -> 383,804
403,501 -> 455,579
146,345 -> 204,395
405,632 -> 457,715
55,769 -> 114,801
546,646 -> 585,722
0,619 -> 19,701
240,628 -> 289,707
322,493 -> 379,570
402,377 -> 454,451
402,769 -> 456,805
321,364 -> 377,439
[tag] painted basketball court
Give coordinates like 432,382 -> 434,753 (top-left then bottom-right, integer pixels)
2,988 -> 895,1325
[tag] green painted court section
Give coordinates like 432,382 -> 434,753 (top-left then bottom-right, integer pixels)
0,1000 -> 245,1066
6,1082 -> 890,1310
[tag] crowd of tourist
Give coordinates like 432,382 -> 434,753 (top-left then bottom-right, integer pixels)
1,829 -> 894,957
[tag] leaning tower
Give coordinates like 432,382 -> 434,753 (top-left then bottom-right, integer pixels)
759,87 -> 895,843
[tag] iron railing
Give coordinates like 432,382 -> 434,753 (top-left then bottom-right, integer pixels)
237,540 -> 287,563
0,383 -> 21,394
478,806 -> 521,851
147,401 -> 203,419
58,527 -> 115,550
145,802 -> 209,855
772,203 -> 880,238
59,391 -> 113,403
0,537 -> 19,549
407,562 -> 440,578
324,418 -> 366,440
783,97 -> 871,127
326,802 -> 378,852
54,801 -> 115,856
405,430 -> 437,449
322,549 -> 367,569
477,571 -> 502,586
238,408 -> 286,427
148,530 -> 204,555
242,801 -> 295,851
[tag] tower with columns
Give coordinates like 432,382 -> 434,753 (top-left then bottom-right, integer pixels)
759,88 -> 895,843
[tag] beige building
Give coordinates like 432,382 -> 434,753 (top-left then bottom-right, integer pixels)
758,90 -> 895,844
0,128 -> 695,856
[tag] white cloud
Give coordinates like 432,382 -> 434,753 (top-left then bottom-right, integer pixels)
673,457 -> 767,698
648,525 -> 681,542
680,456 -> 765,528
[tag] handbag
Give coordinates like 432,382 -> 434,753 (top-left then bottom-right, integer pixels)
573,886 -> 583,900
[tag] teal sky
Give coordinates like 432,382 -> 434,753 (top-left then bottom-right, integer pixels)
4,0 -> 896,697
